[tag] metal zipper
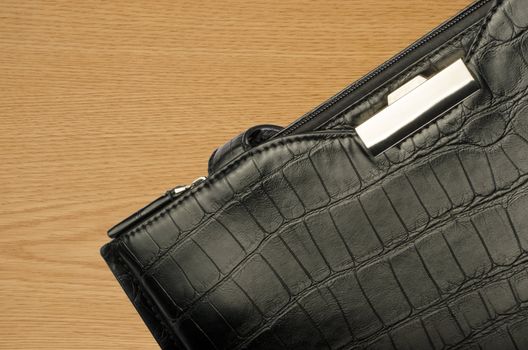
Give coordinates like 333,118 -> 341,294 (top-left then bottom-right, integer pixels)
275,0 -> 492,137
107,176 -> 207,238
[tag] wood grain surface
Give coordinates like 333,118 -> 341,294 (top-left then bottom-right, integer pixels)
0,0 -> 473,348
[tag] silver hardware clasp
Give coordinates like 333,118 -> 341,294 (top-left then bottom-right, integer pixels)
356,59 -> 479,155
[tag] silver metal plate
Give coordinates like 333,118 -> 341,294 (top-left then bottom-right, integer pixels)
355,59 -> 479,155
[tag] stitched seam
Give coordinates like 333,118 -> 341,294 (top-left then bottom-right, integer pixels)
116,133 -> 353,242
134,135 -> 360,272
467,0 -> 504,59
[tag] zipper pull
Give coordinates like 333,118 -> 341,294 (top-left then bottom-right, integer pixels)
170,176 -> 207,196
108,176 -> 207,239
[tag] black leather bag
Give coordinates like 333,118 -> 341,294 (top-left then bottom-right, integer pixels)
101,0 -> 528,348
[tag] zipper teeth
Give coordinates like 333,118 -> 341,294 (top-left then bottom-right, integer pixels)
279,0 -> 491,136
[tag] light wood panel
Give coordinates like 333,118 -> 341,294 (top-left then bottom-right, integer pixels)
0,0 -> 472,348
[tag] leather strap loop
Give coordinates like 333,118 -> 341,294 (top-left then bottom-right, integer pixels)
208,124 -> 282,175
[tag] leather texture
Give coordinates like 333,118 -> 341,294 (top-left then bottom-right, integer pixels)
102,0 -> 528,348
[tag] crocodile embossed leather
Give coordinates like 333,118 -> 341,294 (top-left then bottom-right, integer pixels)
101,0 -> 528,349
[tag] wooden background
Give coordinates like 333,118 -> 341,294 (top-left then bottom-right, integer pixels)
0,0 -> 472,348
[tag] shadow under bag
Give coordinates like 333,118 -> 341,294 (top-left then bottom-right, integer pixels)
101,0 -> 528,348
